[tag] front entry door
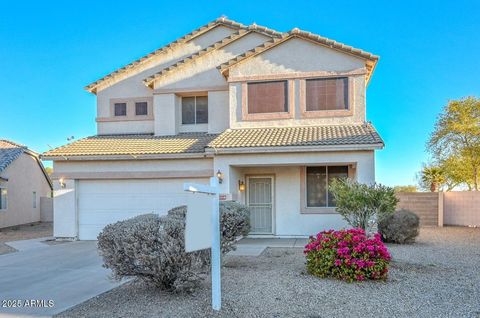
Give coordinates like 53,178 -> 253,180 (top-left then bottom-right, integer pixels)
247,176 -> 274,234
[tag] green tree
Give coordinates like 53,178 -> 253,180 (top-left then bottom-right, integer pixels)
329,179 -> 398,232
428,97 -> 480,190
419,165 -> 446,192
393,185 -> 417,193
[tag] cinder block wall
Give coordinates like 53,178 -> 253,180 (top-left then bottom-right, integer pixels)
396,193 -> 439,226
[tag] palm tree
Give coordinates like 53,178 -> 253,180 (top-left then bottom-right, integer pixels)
420,166 -> 446,192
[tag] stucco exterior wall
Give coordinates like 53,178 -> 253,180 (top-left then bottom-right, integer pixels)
229,38 -> 366,77
213,151 -> 375,236
0,154 -> 51,228
52,158 -> 213,238
153,32 -> 270,90
95,25 -> 236,135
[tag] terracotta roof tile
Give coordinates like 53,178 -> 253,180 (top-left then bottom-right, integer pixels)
207,123 -> 383,149
42,134 -> 218,158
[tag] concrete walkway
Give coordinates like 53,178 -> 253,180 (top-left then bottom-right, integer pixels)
5,236 -> 54,252
0,240 -> 125,318
228,238 -> 308,256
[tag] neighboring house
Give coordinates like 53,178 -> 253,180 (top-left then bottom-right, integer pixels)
0,140 -> 52,228
43,17 -> 383,240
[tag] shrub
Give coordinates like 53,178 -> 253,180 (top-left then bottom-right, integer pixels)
329,179 -> 398,233
304,228 -> 391,282
97,201 -> 250,293
378,209 -> 420,244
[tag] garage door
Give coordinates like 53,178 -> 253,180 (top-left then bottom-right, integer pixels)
77,179 -> 208,240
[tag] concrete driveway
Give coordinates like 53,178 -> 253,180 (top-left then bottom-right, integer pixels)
0,240 -> 125,317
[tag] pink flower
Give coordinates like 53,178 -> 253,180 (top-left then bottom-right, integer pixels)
334,259 -> 342,266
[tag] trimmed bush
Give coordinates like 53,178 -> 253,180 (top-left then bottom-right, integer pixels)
378,209 -> 420,244
329,179 -> 398,233
97,201 -> 250,293
304,228 -> 391,282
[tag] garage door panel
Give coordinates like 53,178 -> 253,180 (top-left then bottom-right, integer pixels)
77,179 -> 208,240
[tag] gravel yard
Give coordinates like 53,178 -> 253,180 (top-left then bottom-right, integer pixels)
57,227 -> 480,318
0,222 -> 52,255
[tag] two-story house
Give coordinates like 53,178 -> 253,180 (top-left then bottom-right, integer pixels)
43,17 -> 383,240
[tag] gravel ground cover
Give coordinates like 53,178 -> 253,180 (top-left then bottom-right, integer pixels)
57,227 -> 480,318
0,222 -> 52,255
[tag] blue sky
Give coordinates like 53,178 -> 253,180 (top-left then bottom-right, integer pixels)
1,1 -> 479,186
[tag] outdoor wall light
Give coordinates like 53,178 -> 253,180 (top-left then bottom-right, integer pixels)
216,170 -> 224,184
59,178 -> 66,189
238,180 -> 245,192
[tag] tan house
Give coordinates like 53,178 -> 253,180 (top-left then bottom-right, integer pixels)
43,17 -> 383,240
0,140 -> 52,228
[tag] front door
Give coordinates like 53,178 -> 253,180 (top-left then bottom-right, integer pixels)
247,176 -> 274,234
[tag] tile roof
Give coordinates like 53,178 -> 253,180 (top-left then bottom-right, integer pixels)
218,28 -> 379,83
143,24 -> 282,88
42,124 -> 383,159
42,134 -> 219,158
85,17 -> 246,93
207,123 -> 383,150
0,140 -> 28,173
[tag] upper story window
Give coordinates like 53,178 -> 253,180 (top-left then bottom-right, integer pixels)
114,103 -> 127,116
0,188 -> 7,210
135,102 -> 148,116
306,166 -> 348,208
247,80 -> 288,114
305,77 -> 349,111
182,96 -> 208,125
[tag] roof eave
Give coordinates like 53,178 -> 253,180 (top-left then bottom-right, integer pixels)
206,143 -> 384,154
41,152 -> 214,161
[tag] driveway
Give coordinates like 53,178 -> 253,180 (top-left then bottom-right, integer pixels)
0,240 -> 125,317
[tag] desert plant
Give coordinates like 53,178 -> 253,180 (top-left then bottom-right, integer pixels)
329,179 -> 398,233
378,209 -> 420,244
97,201 -> 250,293
304,228 -> 391,282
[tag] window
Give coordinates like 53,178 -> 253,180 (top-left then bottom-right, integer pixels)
0,188 -> 7,210
182,96 -> 208,124
306,77 -> 348,111
114,103 -> 127,116
135,102 -> 148,116
32,191 -> 37,209
306,166 -> 348,207
247,81 -> 288,114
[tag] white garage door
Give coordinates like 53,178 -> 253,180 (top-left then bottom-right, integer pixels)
78,179 -> 208,240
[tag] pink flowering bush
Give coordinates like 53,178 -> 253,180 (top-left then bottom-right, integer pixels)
304,228 -> 391,282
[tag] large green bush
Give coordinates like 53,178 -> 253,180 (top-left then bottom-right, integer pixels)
329,179 -> 398,232
378,209 -> 420,244
97,201 -> 250,293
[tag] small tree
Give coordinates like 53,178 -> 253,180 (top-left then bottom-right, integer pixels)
419,165 -> 446,192
329,179 -> 398,233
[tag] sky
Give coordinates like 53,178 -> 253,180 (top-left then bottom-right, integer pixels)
1,1 -> 479,186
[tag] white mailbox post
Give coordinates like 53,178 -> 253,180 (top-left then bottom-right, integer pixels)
183,177 -> 221,311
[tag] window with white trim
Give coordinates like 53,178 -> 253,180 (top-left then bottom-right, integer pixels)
306,166 -> 348,207
181,96 -> 208,124
0,188 -> 7,210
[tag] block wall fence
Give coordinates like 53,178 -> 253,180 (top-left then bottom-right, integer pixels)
396,192 -> 480,227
